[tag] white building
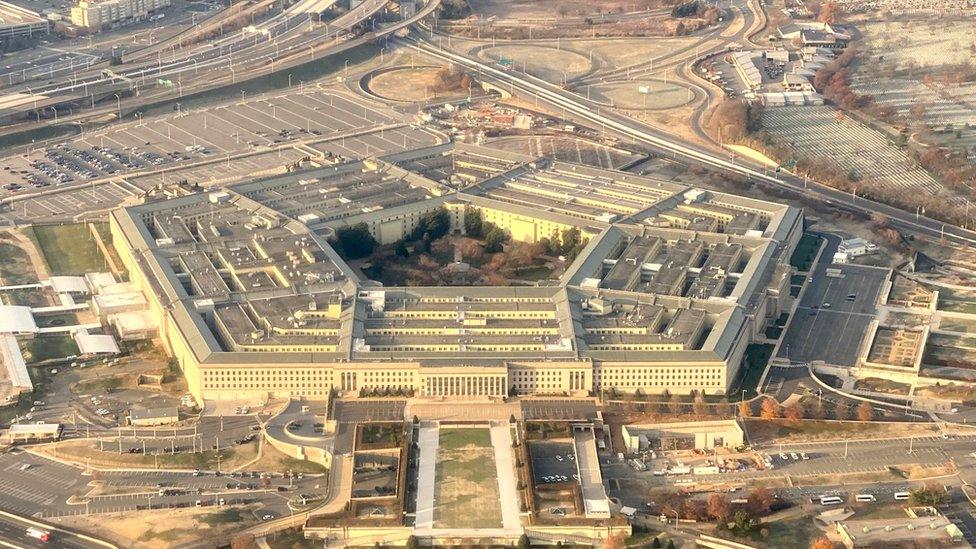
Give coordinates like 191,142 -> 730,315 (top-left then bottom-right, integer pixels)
839,237 -> 878,258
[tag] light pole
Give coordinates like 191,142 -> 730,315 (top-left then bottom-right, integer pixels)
113,93 -> 121,119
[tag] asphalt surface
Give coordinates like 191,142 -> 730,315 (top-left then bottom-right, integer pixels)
528,441 -> 578,483
0,450 -> 88,517
521,399 -> 598,421
777,259 -> 889,367
0,512 -> 102,549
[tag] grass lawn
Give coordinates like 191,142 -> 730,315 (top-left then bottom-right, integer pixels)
1,288 -> 51,307
517,265 -> 554,281
34,312 -> 80,328
524,421 -> 572,440
728,344 -> 773,400
237,439 -> 328,474
267,528 -> 318,549
0,242 -> 37,285
755,517 -> 821,547
789,234 -> 822,272
439,426 -> 493,449
434,427 -> 501,529
25,223 -> 107,275
939,300 -> 976,315
359,424 -> 403,448
939,318 -> 976,334
198,508 -> 248,526
20,334 -> 79,363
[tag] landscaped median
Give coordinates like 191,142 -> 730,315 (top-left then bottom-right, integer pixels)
31,438 -> 258,470
742,418 -> 940,445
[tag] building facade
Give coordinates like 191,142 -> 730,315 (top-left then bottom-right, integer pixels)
71,0 -> 169,30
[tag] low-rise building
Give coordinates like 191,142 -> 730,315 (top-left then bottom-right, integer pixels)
128,406 -> 179,426
622,419 -> 744,452
4,423 -> 62,443
834,516 -> 965,549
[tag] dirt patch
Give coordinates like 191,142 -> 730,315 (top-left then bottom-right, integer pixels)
368,67 -> 470,103
588,80 -> 694,110
791,470 -> 902,487
897,464 -> 956,480
57,506 -> 259,549
245,440 -> 329,474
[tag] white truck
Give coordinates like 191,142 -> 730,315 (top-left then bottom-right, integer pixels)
26,527 -> 51,542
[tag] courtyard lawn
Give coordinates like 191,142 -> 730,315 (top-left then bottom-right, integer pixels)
20,334 -> 79,363
433,427 -> 502,529
728,344 -> 773,400
789,234 -> 822,272
26,223 -> 107,275
0,242 -> 37,285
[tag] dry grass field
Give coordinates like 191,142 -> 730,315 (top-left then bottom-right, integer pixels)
368,67 -> 470,102
433,427 -> 502,529
480,45 -> 592,83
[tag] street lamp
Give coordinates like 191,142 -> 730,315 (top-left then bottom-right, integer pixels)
113,93 -> 122,119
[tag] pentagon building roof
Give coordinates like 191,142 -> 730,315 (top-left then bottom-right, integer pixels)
111,142 -> 802,369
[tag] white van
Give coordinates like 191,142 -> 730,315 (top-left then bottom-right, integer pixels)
819,496 -> 844,506
894,492 -> 911,501
855,494 -> 876,502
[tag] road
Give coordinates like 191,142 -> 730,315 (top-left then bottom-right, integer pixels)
0,0 -> 440,134
405,33 -> 976,248
0,511 -> 109,548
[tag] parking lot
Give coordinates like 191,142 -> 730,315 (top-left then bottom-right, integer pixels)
529,441 -> 578,485
1,88 -> 398,191
334,399 -> 405,423
601,434 -> 968,503
0,451 -> 87,517
521,399 -> 598,421
0,181 -> 134,224
0,86 -> 444,224
778,263 -> 889,366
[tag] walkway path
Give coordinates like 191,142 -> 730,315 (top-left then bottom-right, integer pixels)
415,422 -> 439,530
489,421 -> 521,532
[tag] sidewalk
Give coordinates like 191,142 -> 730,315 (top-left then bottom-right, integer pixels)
489,421 -> 521,532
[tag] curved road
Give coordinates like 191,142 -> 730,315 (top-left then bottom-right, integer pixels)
406,34 -> 976,247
